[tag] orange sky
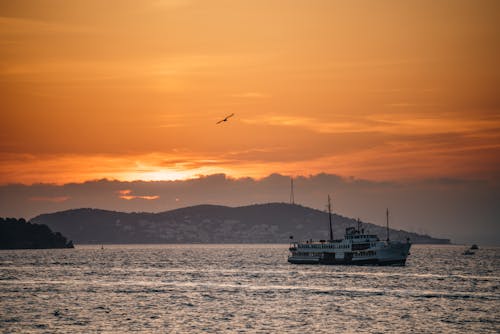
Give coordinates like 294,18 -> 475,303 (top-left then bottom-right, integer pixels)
1,0 -> 499,184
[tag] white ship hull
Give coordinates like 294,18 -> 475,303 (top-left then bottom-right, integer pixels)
288,242 -> 410,266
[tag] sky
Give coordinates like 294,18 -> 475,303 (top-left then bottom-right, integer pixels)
1,1 -> 499,244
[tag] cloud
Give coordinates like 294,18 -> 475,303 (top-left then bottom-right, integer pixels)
385,103 -> 419,108
1,120 -> 499,186
117,189 -> 159,200
240,115 -> 362,134
241,113 -> 500,137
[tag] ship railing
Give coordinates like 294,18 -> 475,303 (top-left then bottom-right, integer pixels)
295,239 -> 343,245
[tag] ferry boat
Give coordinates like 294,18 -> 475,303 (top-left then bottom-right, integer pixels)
288,196 -> 411,266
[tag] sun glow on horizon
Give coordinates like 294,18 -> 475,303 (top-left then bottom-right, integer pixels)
1,148 -> 499,186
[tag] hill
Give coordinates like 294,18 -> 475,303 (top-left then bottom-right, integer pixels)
0,217 -> 74,249
31,203 -> 450,244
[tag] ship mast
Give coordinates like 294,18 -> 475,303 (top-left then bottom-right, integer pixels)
386,208 -> 390,242
290,177 -> 295,205
328,195 -> 333,241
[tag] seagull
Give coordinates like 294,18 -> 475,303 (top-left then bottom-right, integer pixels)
216,113 -> 234,124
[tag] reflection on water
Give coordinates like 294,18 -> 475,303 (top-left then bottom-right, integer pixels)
0,244 -> 499,333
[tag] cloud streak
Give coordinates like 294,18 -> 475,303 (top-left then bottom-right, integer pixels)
241,113 -> 500,136
117,189 -> 159,200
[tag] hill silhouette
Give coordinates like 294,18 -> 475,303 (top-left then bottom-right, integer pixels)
31,203 -> 450,244
0,217 -> 74,249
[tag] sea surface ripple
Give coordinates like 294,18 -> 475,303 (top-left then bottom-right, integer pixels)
0,244 -> 499,333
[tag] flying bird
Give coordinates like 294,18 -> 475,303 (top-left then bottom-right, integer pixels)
216,113 -> 234,124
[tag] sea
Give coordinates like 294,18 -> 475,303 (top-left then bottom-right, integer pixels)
0,244 -> 498,333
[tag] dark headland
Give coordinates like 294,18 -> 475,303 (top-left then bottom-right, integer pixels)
0,217 -> 74,249
31,203 -> 450,244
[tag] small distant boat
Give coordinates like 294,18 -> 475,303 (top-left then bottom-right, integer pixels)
463,249 -> 475,255
470,244 -> 479,250
288,196 -> 411,266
